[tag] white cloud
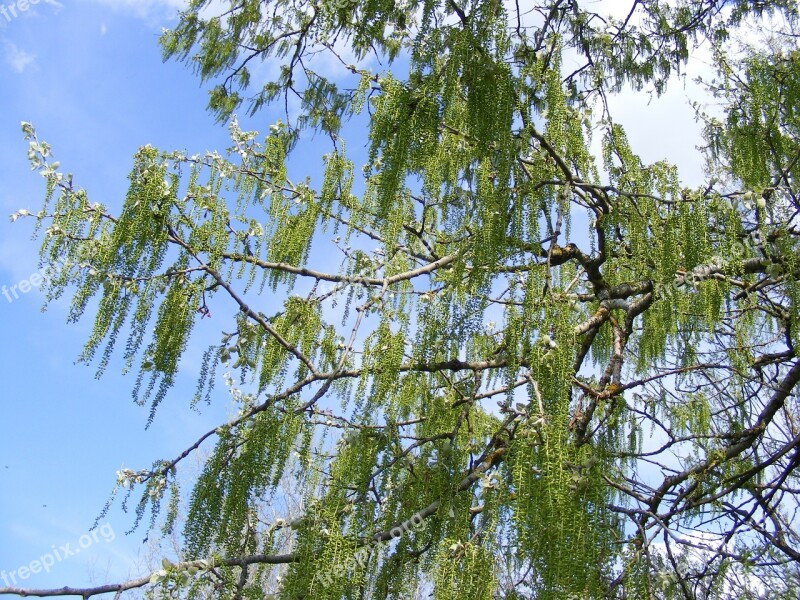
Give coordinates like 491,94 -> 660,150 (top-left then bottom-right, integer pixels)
601,47 -> 717,186
3,40 -> 35,73
100,23 -> 107,35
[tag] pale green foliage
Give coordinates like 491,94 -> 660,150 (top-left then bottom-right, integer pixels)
9,1 -> 800,599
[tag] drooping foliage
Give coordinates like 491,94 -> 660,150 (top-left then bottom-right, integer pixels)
7,1 -> 800,598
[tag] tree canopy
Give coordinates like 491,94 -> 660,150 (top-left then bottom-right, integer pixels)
5,0 -> 800,597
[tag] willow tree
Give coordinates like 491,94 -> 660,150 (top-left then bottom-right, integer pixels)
5,0 -> 800,598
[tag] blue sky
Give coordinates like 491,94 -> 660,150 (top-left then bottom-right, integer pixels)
0,0 -> 245,592
0,0 -> 712,595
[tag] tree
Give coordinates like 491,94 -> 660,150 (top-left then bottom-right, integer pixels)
4,0 -> 800,597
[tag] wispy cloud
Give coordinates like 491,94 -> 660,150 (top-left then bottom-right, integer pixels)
84,0 -> 188,21
3,41 -> 35,73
